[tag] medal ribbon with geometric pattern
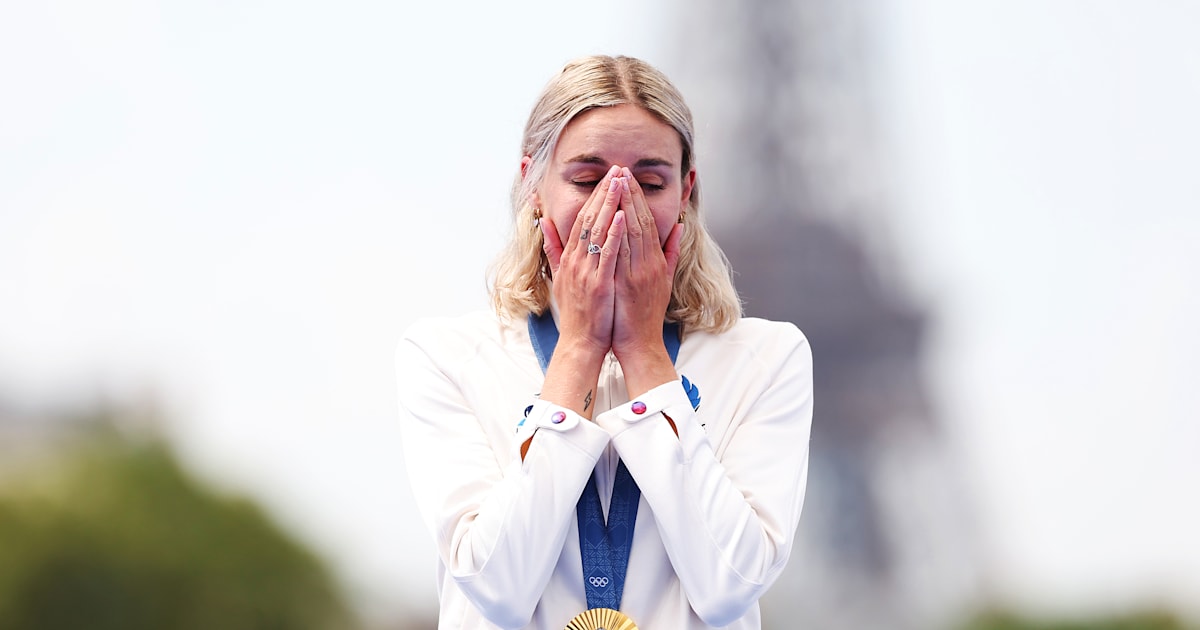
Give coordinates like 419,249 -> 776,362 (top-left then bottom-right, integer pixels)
527,311 -> 683,613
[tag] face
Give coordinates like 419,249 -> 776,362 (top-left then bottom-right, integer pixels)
527,104 -> 696,247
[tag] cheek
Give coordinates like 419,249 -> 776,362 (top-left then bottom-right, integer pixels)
546,198 -> 587,244
650,205 -> 678,246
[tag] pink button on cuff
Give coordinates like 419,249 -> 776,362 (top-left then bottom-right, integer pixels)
610,380 -> 694,425
525,400 -> 583,432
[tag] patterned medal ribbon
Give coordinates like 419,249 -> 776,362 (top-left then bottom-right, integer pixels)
527,311 -> 682,616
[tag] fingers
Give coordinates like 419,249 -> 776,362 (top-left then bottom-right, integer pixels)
618,176 -> 640,244
589,170 -> 624,253
564,191 -> 591,259
599,209 -> 626,278
615,209 -> 632,277
662,222 -> 684,277
618,168 -> 661,270
566,165 -> 619,256
540,216 -> 564,275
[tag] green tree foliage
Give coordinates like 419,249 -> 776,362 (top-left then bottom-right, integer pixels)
962,609 -> 1196,630
0,433 -> 356,630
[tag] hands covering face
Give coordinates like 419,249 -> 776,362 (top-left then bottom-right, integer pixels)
540,164 -> 685,362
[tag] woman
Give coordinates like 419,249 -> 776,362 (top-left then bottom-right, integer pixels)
397,55 -> 813,630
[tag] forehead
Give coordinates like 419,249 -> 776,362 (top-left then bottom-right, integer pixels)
553,104 -> 683,167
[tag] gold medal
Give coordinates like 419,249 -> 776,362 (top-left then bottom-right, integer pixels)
563,607 -> 638,630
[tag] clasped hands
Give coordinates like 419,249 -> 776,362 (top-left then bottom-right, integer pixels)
540,165 -> 684,369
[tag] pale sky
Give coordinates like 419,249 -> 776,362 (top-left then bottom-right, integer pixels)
875,1 -> 1200,617
2,0 -> 1197,623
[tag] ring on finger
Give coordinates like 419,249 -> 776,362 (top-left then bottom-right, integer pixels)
587,242 -> 601,255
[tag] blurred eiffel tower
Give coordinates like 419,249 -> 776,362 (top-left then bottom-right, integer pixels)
670,3 -> 978,628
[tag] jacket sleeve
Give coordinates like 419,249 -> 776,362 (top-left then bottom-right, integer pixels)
596,324 -> 814,627
395,324 -> 610,629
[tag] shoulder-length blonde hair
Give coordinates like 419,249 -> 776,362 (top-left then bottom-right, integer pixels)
489,55 -> 741,334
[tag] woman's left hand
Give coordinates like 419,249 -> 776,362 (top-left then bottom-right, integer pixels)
611,168 -> 684,390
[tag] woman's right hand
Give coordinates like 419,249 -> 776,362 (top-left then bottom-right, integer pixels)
539,164 -> 628,361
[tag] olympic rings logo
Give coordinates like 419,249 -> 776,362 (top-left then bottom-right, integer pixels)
588,576 -> 610,588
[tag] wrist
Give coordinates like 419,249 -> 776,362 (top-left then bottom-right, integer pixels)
612,331 -> 665,363
555,334 -> 610,365
542,338 -> 606,419
616,344 -> 677,399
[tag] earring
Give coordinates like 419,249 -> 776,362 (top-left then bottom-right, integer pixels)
678,211 -> 686,224
533,207 -> 542,230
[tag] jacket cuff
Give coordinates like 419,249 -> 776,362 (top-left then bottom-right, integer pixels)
595,379 -> 693,437
514,399 -> 609,460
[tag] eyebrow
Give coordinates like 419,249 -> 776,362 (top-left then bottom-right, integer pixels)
563,154 -> 675,169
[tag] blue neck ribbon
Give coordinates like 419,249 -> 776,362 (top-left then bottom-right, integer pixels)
528,311 -> 681,612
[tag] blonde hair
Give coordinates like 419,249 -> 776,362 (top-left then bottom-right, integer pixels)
489,55 -> 742,334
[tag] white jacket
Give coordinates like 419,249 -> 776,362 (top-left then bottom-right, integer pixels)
396,310 -> 813,629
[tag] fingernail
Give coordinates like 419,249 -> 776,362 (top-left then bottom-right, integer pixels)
608,165 -> 620,177
610,177 -> 621,191
621,167 -> 632,178
621,178 -> 630,193
614,210 -> 625,226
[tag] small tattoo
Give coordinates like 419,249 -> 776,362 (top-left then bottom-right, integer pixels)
584,390 -> 593,411
580,228 -> 590,240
